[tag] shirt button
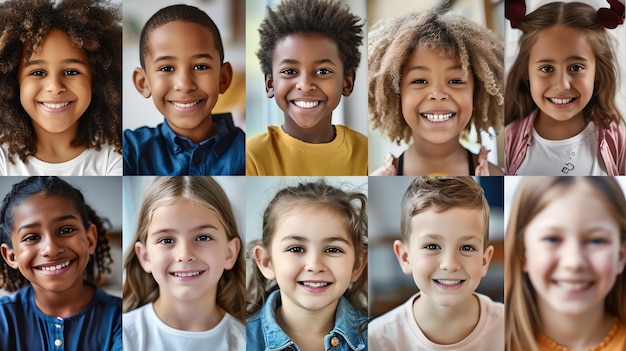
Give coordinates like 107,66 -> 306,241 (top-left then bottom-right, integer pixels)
54,324 -> 61,328
331,337 -> 339,347
54,339 -> 62,347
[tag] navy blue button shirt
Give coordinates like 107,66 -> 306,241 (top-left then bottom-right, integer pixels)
0,284 -> 122,351
123,113 -> 245,175
246,290 -> 368,351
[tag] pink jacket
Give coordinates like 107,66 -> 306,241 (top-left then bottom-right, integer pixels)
505,110 -> 626,175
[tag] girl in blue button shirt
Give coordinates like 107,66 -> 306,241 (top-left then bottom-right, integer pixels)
0,176 -> 122,351
247,179 -> 368,351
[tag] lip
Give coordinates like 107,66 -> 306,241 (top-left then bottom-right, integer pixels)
291,99 -> 322,110
34,259 -> 73,276
169,269 -> 206,281
432,278 -> 465,291
298,280 -> 333,293
546,97 -> 577,108
553,279 -> 593,292
38,101 -> 74,113
169,99 -> 204,113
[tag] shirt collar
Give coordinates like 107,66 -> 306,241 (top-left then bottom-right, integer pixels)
159,113 -> 236,155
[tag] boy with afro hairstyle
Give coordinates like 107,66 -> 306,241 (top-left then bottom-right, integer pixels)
123,4 -> 245,175
246,0 -> 368,176
0,0 -> 122,175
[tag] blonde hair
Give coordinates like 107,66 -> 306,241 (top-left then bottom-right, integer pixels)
123,177 -> 245,322
368,9 -> 503,145
505,2 -> 623,128
246,179 -> 368,317
400,176 -> 490,249
505,177 -> 626,351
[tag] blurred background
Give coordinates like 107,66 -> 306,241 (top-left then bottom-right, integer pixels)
369,176 -> 504,317
0,177 -> 123,298
245,0 -> 369,140
122,0 -> 246,132
367,0 -> 506,173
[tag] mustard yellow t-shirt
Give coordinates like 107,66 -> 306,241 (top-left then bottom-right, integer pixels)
537,319 -> 626,351
245,125 -> 368,176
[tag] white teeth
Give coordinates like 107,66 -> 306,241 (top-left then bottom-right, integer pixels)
302,282 -> 329,288
39,260 -> 70,271
172,101 -> 200,108
42,102 -> 70,109
423,113 -> 453,122
174,271 -> 201,277
549,98 -> 574,105
558,281 -> 589,290
293,100 -> 319,109
436,279 -> 462,285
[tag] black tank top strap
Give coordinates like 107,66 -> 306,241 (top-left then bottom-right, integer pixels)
397,152 -> 405,176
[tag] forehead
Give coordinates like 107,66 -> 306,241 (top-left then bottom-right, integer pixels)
273,203 -> 351,240
24,28 -> 87,61
11,193 -> 80,226
272,33 -> 342,64
529,25 -> 595,61
409,207 -> 485,241
145,21 -> 217,57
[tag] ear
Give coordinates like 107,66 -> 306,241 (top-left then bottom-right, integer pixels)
223,237 -> 240,270
393,240 -> 412,275
265,74 -> 275,98
219,62 -> 233,94
481,244 -> 495,277
135,241 -> 152,274
342,69 -> 355,97
1,243 -> 18,270
86,223 -> 97,255
253,245 -> 275,280
350,251 -> 368,282
132,67 -> 152,98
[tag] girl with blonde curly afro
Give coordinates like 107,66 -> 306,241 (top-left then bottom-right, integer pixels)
369,9 -> 504,176
0,0 -> 122,176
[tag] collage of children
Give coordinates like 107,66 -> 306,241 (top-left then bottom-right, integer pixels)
0,0 -> 624,350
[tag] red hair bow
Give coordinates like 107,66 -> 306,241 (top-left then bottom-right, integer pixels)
598,0 -> 625,29
505,0 -> 526,29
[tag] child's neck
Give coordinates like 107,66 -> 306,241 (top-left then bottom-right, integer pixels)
282,120 -> 335,144
153,292 -> 223,332
404,139 -> 471,175
33,281 -> 95,318
34,125 -> 85,163
275,296 -> 336,351
168,115 -> 217,145
539,304 -> 615,350
413,292 -> 480,345
534,110 -> 587,140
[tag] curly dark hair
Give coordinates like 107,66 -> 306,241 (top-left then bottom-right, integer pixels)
257,0 -> 363,77
0,176 -> 113,292
138,4 -> 225,69
0,0 -> 122,163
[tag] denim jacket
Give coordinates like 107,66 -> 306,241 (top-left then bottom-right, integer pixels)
246,290 -> 367,351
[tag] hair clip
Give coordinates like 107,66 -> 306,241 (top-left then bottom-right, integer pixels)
505,0 -> 526,29
598,0 -> 625,29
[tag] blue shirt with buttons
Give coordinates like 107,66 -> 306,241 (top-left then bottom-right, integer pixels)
246,290 -> 367,351
123,113 -> 245,175
0,284 -> 122,351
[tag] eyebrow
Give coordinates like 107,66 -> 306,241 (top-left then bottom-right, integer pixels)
534,56 -> 589,64
23,58 -> 88,68
148,224 -> 219,237
277,58 -> 338,67
406,64 -> 463,74
280,235 -> 350,245
17,215 -> 80,232
152,53 -> 216,64
421,234 -> 482,242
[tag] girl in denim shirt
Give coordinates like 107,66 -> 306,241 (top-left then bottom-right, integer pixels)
246,179 -> 368,351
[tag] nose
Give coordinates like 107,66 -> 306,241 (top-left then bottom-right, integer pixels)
174,69 -> 197,93
439,249 -> 461,272
45,73 -> 67,94
428,82 -> 448,101
40,235 -> 64,257
176,241 -> 195,262
305,252 -> 326,273
554,70 -> 571,92
560,240 -> 587,271
296,73 -> 316,92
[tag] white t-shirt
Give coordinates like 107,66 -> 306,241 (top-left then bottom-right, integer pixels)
369,293 -> 504,351
122,303 -> 245,351
516,122 -> 607,175
0,143 -> 122,175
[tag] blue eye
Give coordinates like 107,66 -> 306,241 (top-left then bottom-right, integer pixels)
196,235 -> 213,242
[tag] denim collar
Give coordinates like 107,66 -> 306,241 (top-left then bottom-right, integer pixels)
160,113 -> 236,155
259,290 -> 367,351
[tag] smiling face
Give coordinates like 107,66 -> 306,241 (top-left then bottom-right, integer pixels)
266,33 -> 354,141
135,198 -> 239,304
0,193 -> 96,295
135,21 -> 232,143
400,47 -> 474,146
528,25 -> 596,126
254,204 -> 365,314
18,28 -> 93,136
395,206 -> 492,308
523,180 -> 626,318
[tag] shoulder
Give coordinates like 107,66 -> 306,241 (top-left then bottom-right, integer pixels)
246,127 -> 278,151
123,303 -> 150,330
223,313 -> 245,337
369,295 -> 414,333
476,293 -> 504,319
91,289 -> 122,319
337,125 -> 367,143
123,124 -> 163,143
